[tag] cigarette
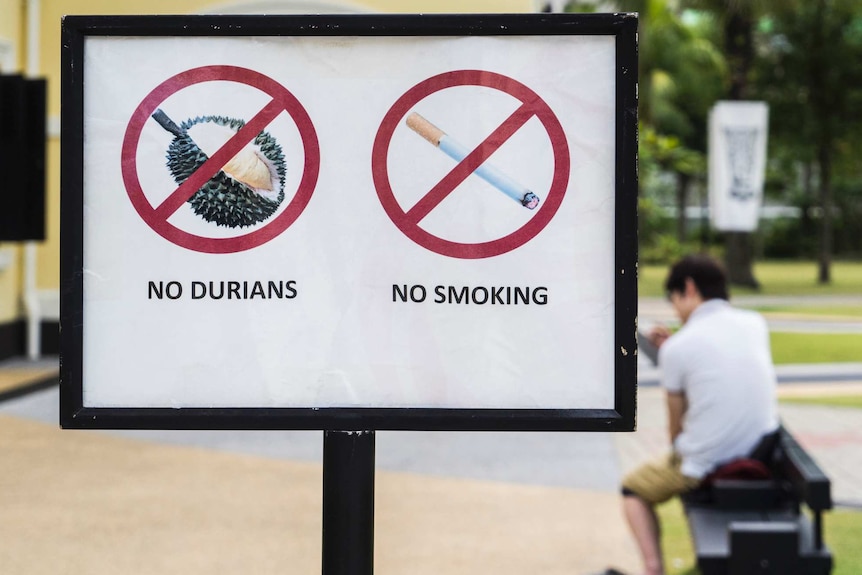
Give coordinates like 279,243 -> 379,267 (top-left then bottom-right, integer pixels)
406,112 -> 540,210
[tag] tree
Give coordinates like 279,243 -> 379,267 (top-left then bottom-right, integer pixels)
640,126 -> 706,242
683,0 -> 776,287
753,0 -> 862,282
619,0 -> 727,244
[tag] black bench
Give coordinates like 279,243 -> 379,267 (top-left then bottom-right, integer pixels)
681,426 -> 833,575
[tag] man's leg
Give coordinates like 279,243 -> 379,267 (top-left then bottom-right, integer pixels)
619,453 -> 699,575
622,493 -> 663,575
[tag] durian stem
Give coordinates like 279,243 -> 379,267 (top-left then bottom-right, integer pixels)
152,108 -> 185,137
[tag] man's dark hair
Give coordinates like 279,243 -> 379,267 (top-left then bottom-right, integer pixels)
665,254 -> 729,301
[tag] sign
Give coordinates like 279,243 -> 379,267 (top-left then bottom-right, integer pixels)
372,69 -> 569,259
60,14 -> 638,431
708,101 -> 769,232
121,65 -> 320,253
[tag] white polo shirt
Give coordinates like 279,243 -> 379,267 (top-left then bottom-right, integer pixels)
658,299 -> 780,478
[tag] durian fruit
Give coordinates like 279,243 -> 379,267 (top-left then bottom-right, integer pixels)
152,108 -> 286,228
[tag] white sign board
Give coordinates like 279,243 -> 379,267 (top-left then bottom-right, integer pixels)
708,100 -> 769,232
60,14 -> 638,430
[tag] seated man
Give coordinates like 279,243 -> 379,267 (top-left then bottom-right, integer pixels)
621,255 -> 779,575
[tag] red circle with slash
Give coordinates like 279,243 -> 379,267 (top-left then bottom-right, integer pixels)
372,70 -> 570,259
121,65 -> 320,254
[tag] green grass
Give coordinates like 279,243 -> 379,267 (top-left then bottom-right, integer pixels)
770,332 -> 862,364
825,508 -> 862,574
753,305 -> 862,319
658,499 -> 699,575
780,395 -> 862,409
658,500 -> 862,575
639,260 -> 862,298
640,264 -> 673,297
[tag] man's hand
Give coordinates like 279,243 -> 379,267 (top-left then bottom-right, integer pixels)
648,325 -> 672,350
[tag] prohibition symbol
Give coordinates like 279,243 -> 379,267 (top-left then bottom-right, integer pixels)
372,70 -> 570,259
121,65 -> 320,254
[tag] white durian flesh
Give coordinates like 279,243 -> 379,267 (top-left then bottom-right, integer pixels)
186,122 -> 282,203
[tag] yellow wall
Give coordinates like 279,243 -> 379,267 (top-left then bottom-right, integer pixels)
0,0 -> 22,49
0,0 -> 23,323
0,245 -> 20,322
7,0 -> 536,323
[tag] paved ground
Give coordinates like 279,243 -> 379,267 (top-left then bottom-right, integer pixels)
2,382 -> 641,575
2,297 -> 861,574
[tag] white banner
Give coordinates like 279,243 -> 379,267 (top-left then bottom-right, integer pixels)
708,101 -> 769,232
81,34 -> 619,411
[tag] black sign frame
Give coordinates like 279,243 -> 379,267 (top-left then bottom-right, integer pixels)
60,13 -> 638,431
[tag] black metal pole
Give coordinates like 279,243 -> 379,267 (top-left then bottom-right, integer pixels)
322,430 -> 376,575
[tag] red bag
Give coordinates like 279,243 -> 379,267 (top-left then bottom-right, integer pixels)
702,458 -> 771,486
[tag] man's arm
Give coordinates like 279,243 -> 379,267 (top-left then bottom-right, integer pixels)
648,324 -> 673,350
666,390 -> 687,444
639,324 -> 673,366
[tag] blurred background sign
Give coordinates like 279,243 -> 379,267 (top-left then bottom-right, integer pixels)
708,100 -> 769,232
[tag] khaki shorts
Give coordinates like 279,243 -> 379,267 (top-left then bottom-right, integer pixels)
621,453 -> 701,505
